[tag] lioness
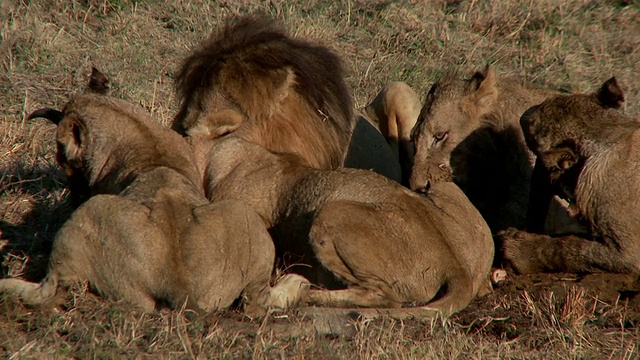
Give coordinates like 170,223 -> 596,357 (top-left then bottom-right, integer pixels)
0,94 -> 307,314
188,111 -> 495,316
364,81 -> 422,185
172,15 -> 402,182
501,77 -> 640,274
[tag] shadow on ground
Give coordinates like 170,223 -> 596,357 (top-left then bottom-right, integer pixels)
0,163 -> 73,282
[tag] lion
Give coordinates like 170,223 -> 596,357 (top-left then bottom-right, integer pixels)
500,77 -> 640,275
364,81 -> 422,185
172,15 -> 403,183
408,65 -> 584,236
187,110 -> 495,316
0,94 -> 308,314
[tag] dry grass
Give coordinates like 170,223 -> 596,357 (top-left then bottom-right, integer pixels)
1,0 -> 640,358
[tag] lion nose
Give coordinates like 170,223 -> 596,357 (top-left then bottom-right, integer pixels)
411,179 -> 430,194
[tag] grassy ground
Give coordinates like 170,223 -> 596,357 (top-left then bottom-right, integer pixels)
1,0 -> 640,358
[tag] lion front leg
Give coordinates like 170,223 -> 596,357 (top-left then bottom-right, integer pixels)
501,229 -> 637,274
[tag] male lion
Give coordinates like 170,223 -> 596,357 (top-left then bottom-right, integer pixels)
0,94 -> 307,314
172,15 -> 402,182
188,111 -> 495,316
409,65 -> 577,234
364,81 -> 422,185
500,77 -> 640,274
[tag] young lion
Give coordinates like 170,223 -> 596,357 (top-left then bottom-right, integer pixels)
0,94 -> 307,314
188,110 -> 495,316
409,65 -> 556,232
501,77 -> 640,274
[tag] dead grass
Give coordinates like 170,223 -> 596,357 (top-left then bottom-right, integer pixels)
1,0 -> 640,358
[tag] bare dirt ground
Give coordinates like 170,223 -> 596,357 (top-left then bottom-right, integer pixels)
1,0 -> 640,358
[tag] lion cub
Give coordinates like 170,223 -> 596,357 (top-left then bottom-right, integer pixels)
188,110 -> 494,316
0,94 -> 307,314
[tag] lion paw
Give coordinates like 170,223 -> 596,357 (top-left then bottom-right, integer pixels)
496,227 -> 527,241
267,274 -> 312,309
500,232 -> 547,275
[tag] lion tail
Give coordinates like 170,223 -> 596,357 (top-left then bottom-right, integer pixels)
370,272 -> 476,319
419,273 -> 475,316
0,272 -> 59,306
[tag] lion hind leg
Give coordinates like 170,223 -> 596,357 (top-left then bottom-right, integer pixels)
306,268 -> 474,317
301,268 -> 475,319
0,272 -> 60,307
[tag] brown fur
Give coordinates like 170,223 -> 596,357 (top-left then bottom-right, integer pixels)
500,78 -> 640,274
365,81 -> 422,185
172,15 -> 354,170
188,115 -> 494,316
409,65 -> 572,234
0,94 -> 307,314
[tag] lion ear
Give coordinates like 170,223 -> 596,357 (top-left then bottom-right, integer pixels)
87,67 -> 110,94
470,64 -> 498,116
57,117 -> 87,164
596,77 -> 624,109
187,109 -> 244,139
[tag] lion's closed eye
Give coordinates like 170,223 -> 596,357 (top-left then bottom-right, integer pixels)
434,131 -> 448,142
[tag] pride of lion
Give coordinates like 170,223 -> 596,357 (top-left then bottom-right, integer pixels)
1,15 -> 638,325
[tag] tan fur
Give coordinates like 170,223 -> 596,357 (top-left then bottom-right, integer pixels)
365,81 -> 422,185
409,65 -> 582,237
500,78 -> 640,274
0,94 -> 308,314
188,114 -> 494,316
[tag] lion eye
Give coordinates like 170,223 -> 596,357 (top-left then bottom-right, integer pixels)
434,131 -> 448,142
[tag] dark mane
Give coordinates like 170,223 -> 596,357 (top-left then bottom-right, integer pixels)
173,15 -> 353,139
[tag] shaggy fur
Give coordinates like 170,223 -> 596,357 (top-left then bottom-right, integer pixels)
172,15 -> 354,170
500,78 -> 640,274
0,94 -> 307,314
